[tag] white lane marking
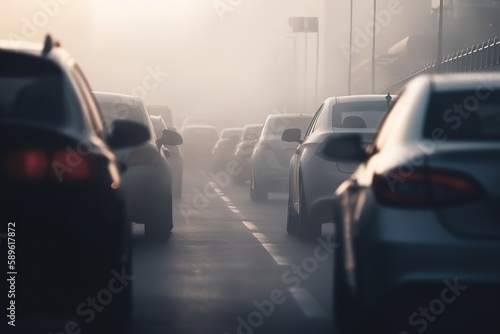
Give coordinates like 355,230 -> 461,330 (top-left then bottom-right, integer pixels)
242,221 -> 258,231
220,196 -> 231,203
253,233 -> 290,266
288,287 -> 328,318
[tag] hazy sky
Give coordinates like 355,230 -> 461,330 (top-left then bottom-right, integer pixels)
1,0 -> 329,128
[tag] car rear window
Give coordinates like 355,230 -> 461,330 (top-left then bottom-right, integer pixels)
0,52 -> 81,127
263,116 -> 313,136
98,101 -> 146,125
424,90 -> 500,141
332,101 -> 390,129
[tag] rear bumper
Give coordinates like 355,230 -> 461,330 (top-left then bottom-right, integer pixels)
354,197 -> 500,319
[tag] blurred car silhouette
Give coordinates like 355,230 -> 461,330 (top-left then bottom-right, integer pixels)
94,92 -> 183,239
232,124 -> 263,184
250,114 -> 313,201
0,36 -> 148,332
283,94 -> 395,238
180,124 -> 218,165
328,73 -> 500,334
212,127 -> 243,171
150,114 -> 184,198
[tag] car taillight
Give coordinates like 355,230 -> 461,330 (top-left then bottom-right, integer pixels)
126,147 -> 160,167
5,148 -> 95,181
373,167 -> 484,208
6,150 -> 49,180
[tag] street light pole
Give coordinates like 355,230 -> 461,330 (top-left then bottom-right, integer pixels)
437,0 -> 444,72
371,0 -> 377,94
348,0 -> 353,95
304,32 -> 308,114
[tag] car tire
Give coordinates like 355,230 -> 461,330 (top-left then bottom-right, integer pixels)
286,187 -> 299,235
297,179 -> 320,240
146,187 -> 173,240
250,170 -> 268,201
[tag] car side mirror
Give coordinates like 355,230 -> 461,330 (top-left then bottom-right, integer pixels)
319,134 -> 368,162
108,120 -> 150,149
158,128 -> 183,146
281,128 -> 302,143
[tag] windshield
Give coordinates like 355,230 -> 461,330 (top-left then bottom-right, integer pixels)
0,53 -> 83,129
332,101 -> 391,129
424,90 -> 500,140
263,116 -> 313,136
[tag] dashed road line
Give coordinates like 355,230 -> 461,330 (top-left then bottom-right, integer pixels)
288,287 -> 328,318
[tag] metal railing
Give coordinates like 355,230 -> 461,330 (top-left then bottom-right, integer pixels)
380,36 -> 500,93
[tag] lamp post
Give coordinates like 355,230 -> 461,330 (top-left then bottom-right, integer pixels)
289,17 -> 319,112
371,0 -> 377,94
348,0 -> 354,95
437,0 -> 444,72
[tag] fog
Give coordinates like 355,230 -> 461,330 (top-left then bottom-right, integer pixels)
1,0 -> 498,128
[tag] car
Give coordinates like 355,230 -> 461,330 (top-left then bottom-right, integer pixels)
94,92 -> 183,240
250,114 -> 313,201
232,124 -> 263,184
0,35 -> 148,332
180,124 -> 219,165
282,94 -> 395,238
150,114 -> 184,198
147,105 -> 174,127
212,127 -> 243,171
327,73 -> 500,333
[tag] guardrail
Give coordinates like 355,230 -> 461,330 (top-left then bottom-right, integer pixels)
380,36 -> 500,93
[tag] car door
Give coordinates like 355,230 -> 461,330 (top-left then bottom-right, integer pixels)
290,104 -> 324,204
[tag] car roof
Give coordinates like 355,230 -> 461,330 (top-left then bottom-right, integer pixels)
184,124 -> 217,130
418,73 -> 500,91
333,94 -> 397,105
0,39 -> 75,69
93,91 -> 142,106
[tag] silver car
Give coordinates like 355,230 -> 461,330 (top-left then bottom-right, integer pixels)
250,114 -> 313,201
328,73 -> 500,333
94,92 -> 183,239
282,95 -> 394,238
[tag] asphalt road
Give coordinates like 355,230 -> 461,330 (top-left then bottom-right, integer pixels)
130,164 -> 336,334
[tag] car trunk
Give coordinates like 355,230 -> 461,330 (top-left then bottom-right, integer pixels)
426,143 -> 500,239
336,131 -> 377,173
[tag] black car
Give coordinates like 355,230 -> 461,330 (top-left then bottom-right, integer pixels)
0,36 -> 148,333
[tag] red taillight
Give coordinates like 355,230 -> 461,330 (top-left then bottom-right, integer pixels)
373,167 -> 484,208
6,150 -> 49,180
52,150 -> 93,180
5,148 -> 94,181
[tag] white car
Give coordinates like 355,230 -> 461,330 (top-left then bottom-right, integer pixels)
282,94 -> 394,238
328,73 -> 500,333
250,114 -> 313,201
94,92 -> 183,239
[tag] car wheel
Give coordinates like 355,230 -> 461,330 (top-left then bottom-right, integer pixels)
297,179 -> 320,240
250,170 -> 268,201
146,189 -> 173,240
286,187 -> 299,235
